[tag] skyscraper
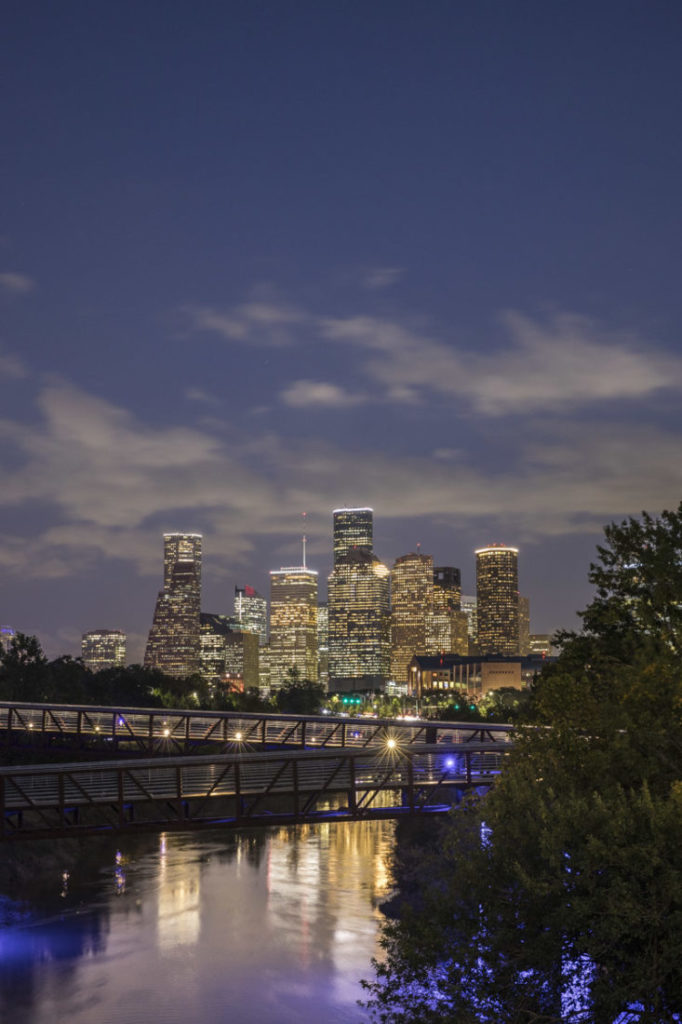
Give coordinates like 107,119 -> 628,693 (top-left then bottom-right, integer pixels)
234,585 -> 268,645
460,595 -> 478,646
81,629 -> 127,671
269,566 -> 318,688
328,508 -> 390,692
200,613 -> 259,690
518,595 -> 530,655
145,533 -> 202,676
317,602 -> 329,690
428,566 -> 469,656
332,506 -> 373,562
475,545 -> 519,656
390,552 -> 434,684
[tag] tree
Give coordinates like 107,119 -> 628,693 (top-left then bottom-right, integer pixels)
0,633 -> 52,702
364,504 -> 682,1023
274,666 -> 326,714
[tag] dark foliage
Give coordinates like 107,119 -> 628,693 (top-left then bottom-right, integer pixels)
364,503 -> 682,1023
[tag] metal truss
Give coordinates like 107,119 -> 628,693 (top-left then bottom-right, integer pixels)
0,741 -> 510,841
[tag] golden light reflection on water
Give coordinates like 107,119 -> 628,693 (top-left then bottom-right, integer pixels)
1,816 -> 398,1024
157,832 -> 201,950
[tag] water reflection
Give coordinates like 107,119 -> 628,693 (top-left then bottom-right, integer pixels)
0,818 -> 395,1024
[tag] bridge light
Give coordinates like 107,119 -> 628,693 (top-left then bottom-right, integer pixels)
235,731 -> 243,742
386,737 -> 397,750
163,728 -> 170,738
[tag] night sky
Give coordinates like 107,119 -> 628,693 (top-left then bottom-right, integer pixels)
3,1 -> 682,661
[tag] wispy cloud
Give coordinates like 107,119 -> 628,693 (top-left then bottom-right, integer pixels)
280,379 -> 365,408
0,379 -> 680,582
362,266 -> 404,290
184,300 -> 307,345
185,387 -> 221,406
0,272 -> 35,294
320,310 -> 682,415
0,348 -> 26,378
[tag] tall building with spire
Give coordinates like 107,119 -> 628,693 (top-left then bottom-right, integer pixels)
475,544 -> 520,656
328,507 -> 390,692
391,551 -> 434,684
145,533 -> 202,676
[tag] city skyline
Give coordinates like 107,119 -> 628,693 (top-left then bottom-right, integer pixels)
3,3 -> 682,661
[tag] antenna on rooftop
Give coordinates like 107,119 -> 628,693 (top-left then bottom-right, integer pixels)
301,511 -> 308,568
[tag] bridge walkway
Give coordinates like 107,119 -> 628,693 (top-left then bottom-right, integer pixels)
0,740 -> 509,841
0,700 -> 512,757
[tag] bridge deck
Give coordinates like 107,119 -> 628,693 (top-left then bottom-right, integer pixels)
0,700 -> 512,756
0,741 -> 510,841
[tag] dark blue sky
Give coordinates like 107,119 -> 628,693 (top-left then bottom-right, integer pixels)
2,1 -> 682,659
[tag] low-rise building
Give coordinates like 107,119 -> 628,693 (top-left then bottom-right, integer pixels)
407,653 -> 553,699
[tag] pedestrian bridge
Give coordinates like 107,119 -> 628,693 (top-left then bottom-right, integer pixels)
0,719 -> 512,842
0,700 -> 511,756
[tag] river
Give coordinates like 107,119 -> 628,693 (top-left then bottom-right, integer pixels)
0,819 -> 396,1024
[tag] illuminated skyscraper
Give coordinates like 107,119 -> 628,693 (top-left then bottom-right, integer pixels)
428,566 -> 469,656
460,595 -> 478,645
433,566 -> 461,609
269,567 -> 318,687
475,545 -> 519,656
328,508 -> 390,692
81,629 -> 127,671
234,585 -> 268,645
317,603 -> 329,690
332,507 -> 373,562
391,552 -> 434,684
145,533 -> 202,676
518,595 -> 530,655
200,613 -> 259,690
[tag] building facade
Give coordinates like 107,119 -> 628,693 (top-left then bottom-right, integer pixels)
317,603 -> 329,690
328,508 -> 390,692
475,545 -> 520,656
269,567 -> 318,688
390,552 -> 434,684
200,613 -> 259,691
234,585 -> 268,645
460,595 -> 478,648
408,653 -> 553,699
428,566 -> 469,656
518,595 -> 531,655
332,506 -> 373,562
81,629 -> 127,672
145,533 -> 202,677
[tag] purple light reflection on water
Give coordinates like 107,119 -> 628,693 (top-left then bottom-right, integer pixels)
0,819 -> 396,1024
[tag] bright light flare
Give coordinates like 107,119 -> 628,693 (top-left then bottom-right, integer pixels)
235,731 -> 243,742
386,737 -> 397,750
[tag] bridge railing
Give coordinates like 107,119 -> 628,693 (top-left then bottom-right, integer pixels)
0,701 -> 513,754
0,741 -> 510,839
